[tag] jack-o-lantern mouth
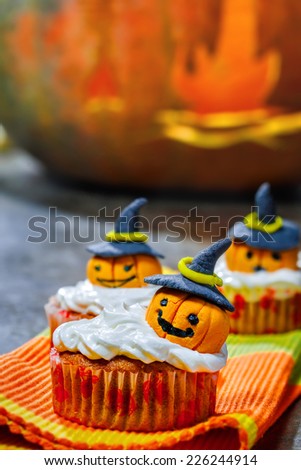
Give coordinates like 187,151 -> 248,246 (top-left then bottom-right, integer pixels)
156,309 -> 194,338
253,265 -> 265,272
96,275 -> 136,287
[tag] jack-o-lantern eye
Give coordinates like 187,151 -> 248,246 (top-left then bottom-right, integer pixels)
123,264 -> 133,272
246,250 -> 253,259
272,252 -> 281,261
187,313 -> 199,325
94,265 -> 101,271
160,298 -> 168,307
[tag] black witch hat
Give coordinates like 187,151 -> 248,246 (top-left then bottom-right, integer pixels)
87,198 -> 164,258
229,182 -> 300,250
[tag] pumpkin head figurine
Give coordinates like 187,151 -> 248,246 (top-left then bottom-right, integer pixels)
86,198 -> 163,287
226,183 -> 300,273
145,238 -> 234,354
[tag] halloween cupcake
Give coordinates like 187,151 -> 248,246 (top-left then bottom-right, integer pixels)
218,183 -> 301,334
51,239 -> 234,432
45,198 -> 164,336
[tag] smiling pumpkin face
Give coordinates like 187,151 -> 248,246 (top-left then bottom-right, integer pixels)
87,254 -> 162,288
225,242 -> 299,273
145,287 -> 230,354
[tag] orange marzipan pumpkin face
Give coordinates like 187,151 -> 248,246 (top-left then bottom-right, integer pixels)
225,242 -> 299,273
145,287 -> 230,354
87,254 -> 162,288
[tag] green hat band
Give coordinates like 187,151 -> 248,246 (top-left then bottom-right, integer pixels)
244,212 -> 283,234
105,231 -> 149,243
178,257 -> 223,288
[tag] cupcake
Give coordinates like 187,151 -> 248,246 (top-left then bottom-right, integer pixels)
45,197 -> 164,336
218,182 -> 301,334
50,239 -> 234,432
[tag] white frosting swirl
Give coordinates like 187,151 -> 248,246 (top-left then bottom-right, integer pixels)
216,257 -> 301,290
216,257 -> 301,301
53,306 -> 228,373
56,280 -> 160,315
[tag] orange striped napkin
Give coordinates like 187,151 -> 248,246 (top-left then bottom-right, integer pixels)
0,328 -> 301,450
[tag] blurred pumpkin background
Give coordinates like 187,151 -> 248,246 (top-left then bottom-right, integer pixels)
1,0 -> 301,192
1,0 -> 301,450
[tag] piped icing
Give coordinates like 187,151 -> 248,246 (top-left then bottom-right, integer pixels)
55,280 -> 160,316
53,306 -> 228,373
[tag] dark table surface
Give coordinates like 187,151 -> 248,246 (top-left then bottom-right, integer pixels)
0,148 -> 300,450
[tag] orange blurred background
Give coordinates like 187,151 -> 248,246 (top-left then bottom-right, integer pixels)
0,0 -> 301,193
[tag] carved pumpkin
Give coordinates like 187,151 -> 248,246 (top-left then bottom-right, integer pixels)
225,241 -> 299,273
1,0 -> 301,192
87,254 -> 162,288
145,286 -> 230,354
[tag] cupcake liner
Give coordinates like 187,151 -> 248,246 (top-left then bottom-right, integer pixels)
224,288 -> 301,334
45,297 -> 96,337
50,348 -> 218,432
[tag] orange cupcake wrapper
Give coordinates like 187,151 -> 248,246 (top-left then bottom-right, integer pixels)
50,348 -> 217,432
228,292 -> 301,334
